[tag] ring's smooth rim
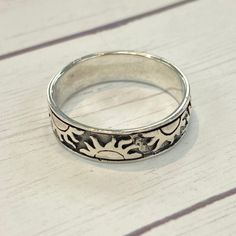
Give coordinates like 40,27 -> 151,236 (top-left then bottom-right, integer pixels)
47,51 -> 191,135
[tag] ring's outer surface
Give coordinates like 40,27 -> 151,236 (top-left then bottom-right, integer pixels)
47,51 -> 191,162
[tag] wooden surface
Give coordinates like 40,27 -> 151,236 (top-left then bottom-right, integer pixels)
1,0 -> 236,235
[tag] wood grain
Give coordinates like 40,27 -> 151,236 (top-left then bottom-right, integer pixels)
127,187 -> 236,236
140,193 -> 236,236
0,0 -> 236,235
0,0 -> 179,56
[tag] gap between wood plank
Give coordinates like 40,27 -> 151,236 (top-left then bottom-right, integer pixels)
0,0 -> 198,61
126,187 -> 236,236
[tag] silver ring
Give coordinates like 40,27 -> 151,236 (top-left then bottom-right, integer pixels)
47,51 -> 191,162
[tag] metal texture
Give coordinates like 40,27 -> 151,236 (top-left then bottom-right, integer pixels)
47,51 -> 191,162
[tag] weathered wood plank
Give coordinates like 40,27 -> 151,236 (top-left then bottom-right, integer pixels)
0,0 -> 178,54
127,188 -> 236,236
0,0 -> 236,235
142,194 -> 236,236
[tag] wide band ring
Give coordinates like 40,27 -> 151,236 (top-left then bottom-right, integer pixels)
47,51 -> 191,162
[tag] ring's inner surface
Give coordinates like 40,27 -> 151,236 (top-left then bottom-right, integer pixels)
50,54 -> 185,129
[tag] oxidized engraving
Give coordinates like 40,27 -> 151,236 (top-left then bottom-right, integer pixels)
49,110 -> 84,149
49,102 -> 191,161
80,136 -> 142,160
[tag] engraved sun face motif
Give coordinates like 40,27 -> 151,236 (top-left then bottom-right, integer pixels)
142,119 -> 180,152
80,136 -> 142,160
142,106 -> 191,153
49,110 -> 84,149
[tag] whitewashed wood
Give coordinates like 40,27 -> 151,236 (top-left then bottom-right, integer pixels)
0,0 -> 176,54
0,0 -> 236,235
144,194 -> 236,236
